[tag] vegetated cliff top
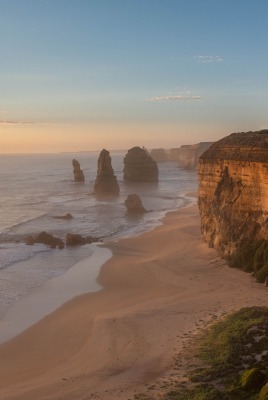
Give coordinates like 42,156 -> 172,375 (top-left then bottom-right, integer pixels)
200,130 -> 268,162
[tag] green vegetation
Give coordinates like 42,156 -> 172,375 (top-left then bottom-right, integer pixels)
259,384 -> 268,400
230,240 -> 268,282
239,368 -> 265,390
135,307 -> 268,400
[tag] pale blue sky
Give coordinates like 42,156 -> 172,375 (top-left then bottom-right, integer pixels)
1,0 -> 268,152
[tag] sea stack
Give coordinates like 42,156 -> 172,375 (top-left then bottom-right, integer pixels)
72,159 -> 85,182
125,194 -> 147,213
123,146 -> 158,182
198,130 -> 268,258
94,149 -> 120,195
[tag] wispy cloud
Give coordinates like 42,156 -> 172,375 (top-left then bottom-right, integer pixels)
0,119 -> 34,125
146,95 -> 202,102
195,55 -> 223,63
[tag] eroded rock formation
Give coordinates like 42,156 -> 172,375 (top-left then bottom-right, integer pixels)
123,147 -> 158,182
72,159 -> 85,182
25,231 -> 64,249
94,149 -> 120,195
198,130 -> 268,257
125,194 -> 147,213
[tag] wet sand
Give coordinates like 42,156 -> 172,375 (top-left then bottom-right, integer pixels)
0,204 -> 267,400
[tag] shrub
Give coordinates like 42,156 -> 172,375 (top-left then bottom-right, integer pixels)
259,384 -> 268,400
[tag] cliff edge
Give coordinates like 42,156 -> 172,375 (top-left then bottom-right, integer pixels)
198,130 -> 268,259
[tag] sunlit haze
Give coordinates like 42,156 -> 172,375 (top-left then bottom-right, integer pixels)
1,0 -> 268,153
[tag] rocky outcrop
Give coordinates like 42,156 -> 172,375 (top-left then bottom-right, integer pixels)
52,213 -> 73,220
72,159 -> 85,182
123,147 -> 158,182
25,231 -> 64,248
198,130 -> 268,257
177,142 -> 213,169
150,148 -> 168,162
125,194 -> 147,213
94,149 -> 120,195
66,233 -> 99,246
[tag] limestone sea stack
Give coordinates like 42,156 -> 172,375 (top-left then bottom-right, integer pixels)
125,194 -> 147,213
94,149 -> 120,195
72,159 -> 85,182
198,130 -> 268,258
123,146 -> 158,182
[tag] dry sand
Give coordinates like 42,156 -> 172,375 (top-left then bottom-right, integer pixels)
0,204 -> 267,400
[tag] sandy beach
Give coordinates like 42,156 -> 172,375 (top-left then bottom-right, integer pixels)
0,204 -> 267,400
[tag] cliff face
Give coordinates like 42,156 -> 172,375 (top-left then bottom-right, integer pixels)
198,130 -> 268,257
177,142 -> 213,169
151,142 -> 213,168
150,148 -> 168,162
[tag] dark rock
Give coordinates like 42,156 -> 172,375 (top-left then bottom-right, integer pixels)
25,231 -> 64,248
94,149 -> 120,195
123,147 -> 158,182
66,233 -> 99,246
52,213 -> 74,220
125,194 -> 147,213
72,159 -> 85,182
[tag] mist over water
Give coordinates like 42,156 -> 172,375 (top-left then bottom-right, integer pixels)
0,151 -> 197,319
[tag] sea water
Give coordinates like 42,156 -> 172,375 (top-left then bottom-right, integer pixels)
0,151 -> 198,335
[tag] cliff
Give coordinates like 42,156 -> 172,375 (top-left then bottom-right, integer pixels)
198,130 -> 268,259
177,142 -> 213,169
150,142 -> 213,169
150,148 -> 168,162
123,147 -> 158,182
94,149 -> 120,195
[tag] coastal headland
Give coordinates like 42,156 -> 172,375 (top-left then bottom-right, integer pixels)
0,203 -> 267,400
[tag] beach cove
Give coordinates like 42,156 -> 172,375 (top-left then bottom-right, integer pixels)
0,203 -> 268,400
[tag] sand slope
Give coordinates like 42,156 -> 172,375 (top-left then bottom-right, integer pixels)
0,205 -> 267,400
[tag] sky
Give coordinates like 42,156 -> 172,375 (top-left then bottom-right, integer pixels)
1,0 -> 268,153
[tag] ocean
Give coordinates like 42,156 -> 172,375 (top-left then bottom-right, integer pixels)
0,151 -> 198,340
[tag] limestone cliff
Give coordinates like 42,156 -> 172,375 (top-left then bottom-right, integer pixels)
177,142 -> 213,169
150,148 -> 168,162
198,130 -> 268,257
151,142 -> 213,168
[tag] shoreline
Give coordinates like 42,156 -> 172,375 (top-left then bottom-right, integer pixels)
0,204 -> 268,399
0,193 -> 197,344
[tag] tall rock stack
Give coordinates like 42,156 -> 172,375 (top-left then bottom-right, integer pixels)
123,146 -> 158,182
198,130 -> 268,257
94,149 -> 120,195
72,159 -> 85,182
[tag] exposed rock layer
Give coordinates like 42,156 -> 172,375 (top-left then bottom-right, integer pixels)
72,159 -> 85,182
94,149 -> 120,195
123,147 -> 158,182
198,130 -> 268,256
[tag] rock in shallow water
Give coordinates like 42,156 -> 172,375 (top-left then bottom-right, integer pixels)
125,194 -> 147,213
